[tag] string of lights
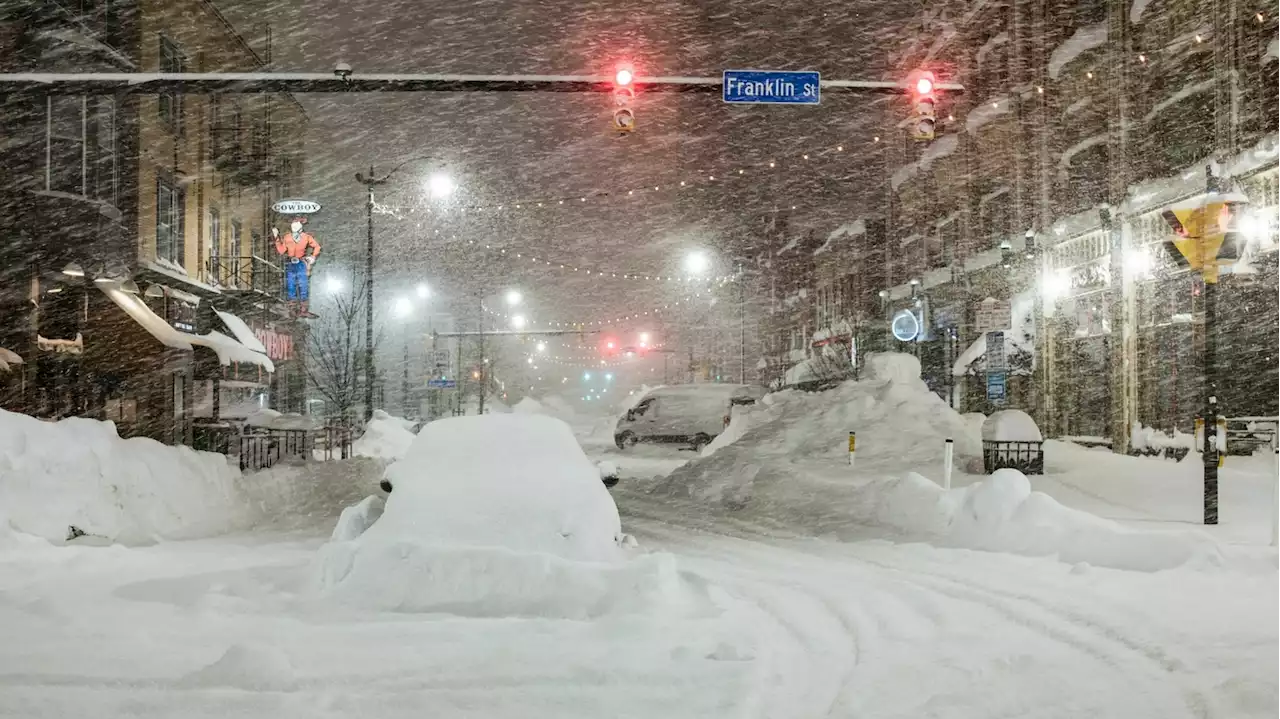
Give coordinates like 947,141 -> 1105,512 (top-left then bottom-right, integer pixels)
481,293 -> 715,328
369,147 -> 837,218
454,237 -> 739,284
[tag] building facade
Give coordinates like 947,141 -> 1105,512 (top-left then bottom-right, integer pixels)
0,0 -> 309,446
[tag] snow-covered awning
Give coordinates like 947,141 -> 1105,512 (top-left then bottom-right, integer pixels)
213,309 -> 268,354
0,347 -> 23,372
100,285 -> 274,372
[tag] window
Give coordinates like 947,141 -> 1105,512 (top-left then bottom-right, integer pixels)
209,207 -> 221,261
93,96 -> 116,203
48,97 -> 85,195
158,36 -> 185,131
231,220 -> 243,259
156,176 -> 185,264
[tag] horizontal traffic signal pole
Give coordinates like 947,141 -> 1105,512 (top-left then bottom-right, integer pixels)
0,72 -> 965,95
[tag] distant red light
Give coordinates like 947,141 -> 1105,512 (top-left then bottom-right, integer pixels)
615,68 -> 634,86
915,76 -> 934,95
606,341 -> 616,349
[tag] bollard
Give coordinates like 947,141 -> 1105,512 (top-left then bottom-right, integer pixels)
848,431 -> 856,469
943,438 -> 954,490
1272,447 -> 1278,547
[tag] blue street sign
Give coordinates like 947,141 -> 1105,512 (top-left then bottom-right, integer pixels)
986,371 -> 1007,405
723,70 -> 821,105
427,379 -> 457,389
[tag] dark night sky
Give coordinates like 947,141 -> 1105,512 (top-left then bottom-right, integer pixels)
225,0 -> 919,330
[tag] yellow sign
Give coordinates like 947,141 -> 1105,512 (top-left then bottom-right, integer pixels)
1160,199 -> 1245,283
848,432 -> 856,452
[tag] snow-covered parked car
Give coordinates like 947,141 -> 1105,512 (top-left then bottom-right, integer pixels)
614,384 -> 767,451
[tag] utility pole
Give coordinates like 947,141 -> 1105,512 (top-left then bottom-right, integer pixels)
401,338 -> 410,418
477,296 -> 486,415
738,261 -> 746,384
356,166 -> 381,423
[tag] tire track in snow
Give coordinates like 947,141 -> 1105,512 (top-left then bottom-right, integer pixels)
626,509 -> 1212,719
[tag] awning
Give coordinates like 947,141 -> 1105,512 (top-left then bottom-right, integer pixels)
0,347 -> 23,372
99,285 -> 274,372
213,309 -> 268,353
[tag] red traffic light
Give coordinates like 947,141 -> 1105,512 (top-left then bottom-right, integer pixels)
606,340 -> 616,350
915,76 -> 934,95
615,68 -> 634,86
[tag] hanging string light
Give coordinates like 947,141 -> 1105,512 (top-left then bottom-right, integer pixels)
452,236 -> 738,284
368,140 -> 869,217
480,293 -> 712,328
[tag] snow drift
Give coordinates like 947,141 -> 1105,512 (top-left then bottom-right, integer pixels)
651,353 -> 982,508
851,469 -> 1227,572
352,409 -> 417,460
0,408 -> 245,543
316,413 -> 688,618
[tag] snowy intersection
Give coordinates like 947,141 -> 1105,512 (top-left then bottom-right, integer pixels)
0,365 -> 1277,719
1,455 -> 1276,718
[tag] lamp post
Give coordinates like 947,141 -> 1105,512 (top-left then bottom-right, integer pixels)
354,158 -> 451,422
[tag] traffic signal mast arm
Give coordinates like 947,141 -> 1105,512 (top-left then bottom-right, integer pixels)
0,71 -> 964,95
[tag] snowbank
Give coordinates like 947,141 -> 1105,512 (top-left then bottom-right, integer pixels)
1131,422 -> 1197,451
330,495 -> 384,542
651,353 -> 983,508
0,409 -> 245,543
351,410 -> 416,460
983,410 -> 1043,442
316,414 -> 689,618
512,397 -> 544,414
851,469 -> 1227,571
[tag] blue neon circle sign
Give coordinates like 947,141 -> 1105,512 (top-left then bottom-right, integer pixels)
891,309 -> 921,342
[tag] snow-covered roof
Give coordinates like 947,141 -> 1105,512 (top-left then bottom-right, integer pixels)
965,96 -> 1012,133
1143,79 -> 1214,122
1267,35 -> 1278,62
0,347 -> 22,372
214,309 -> 268,353
100,285 -> 274,372
1048,23 -> 1107,79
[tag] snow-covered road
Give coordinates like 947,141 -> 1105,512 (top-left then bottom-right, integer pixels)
1,467 -> 1274,719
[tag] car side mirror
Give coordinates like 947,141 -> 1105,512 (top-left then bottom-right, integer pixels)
626,410 -> 635,421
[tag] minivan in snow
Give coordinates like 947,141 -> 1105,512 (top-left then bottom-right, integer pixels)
613,384 -> 767,451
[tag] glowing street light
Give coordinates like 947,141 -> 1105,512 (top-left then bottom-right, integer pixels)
325,275 -> 343,294
427,173 -> 455,199
416,282 -> 430,299
684,250 -> 710,275
511,314 -> 528,329
505,289 -> 523,307
536,341 -> 547,353
393,296 -> 413,319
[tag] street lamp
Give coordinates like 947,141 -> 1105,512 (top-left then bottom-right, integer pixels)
355,155 -> 445,421
325,275 -> 343,294
511,314 -> 527,329
426,173 -> 455,199
536,341 -> 547,353
505,289 -> 523,307
416,282 -> 430,299
393,296 -> 414,319
684,250 -> 710,276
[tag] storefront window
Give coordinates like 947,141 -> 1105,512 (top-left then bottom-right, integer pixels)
48,96 -> 85,195
156,177 -> 185,265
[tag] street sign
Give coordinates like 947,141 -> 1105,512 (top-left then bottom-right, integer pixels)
426,379 -> 457,389
722,70 -> 821,105
986,331 -> 1008,372
986,371 -> 1007,405
431,349 -> 450,368
975,298 -> 1012,333
271,199 -> 321,214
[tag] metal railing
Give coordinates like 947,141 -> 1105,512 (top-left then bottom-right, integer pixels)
192,423 -> 354,472
205,254 -> 284,297
982,440 -> 1046,475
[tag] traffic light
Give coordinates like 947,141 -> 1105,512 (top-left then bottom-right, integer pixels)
908,70 -> 937,142
612,65 -> 636,133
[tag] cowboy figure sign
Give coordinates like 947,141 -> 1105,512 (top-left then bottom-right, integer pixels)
273,216 -> 321,317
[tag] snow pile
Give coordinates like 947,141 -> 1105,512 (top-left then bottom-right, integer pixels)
652,353 -> 982,507
352,409 -> 416,460
240,457 -> 387,531
244,408 -> 323,430
982,410 -> 1043,442
330,495 -> 384,542
512,397 -> 544,414
1131,422 -> 1197,451
178,644 -> 297,691
0,408 -> 246,543
852,469 -> 1227,571
316,414 -> 686,618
